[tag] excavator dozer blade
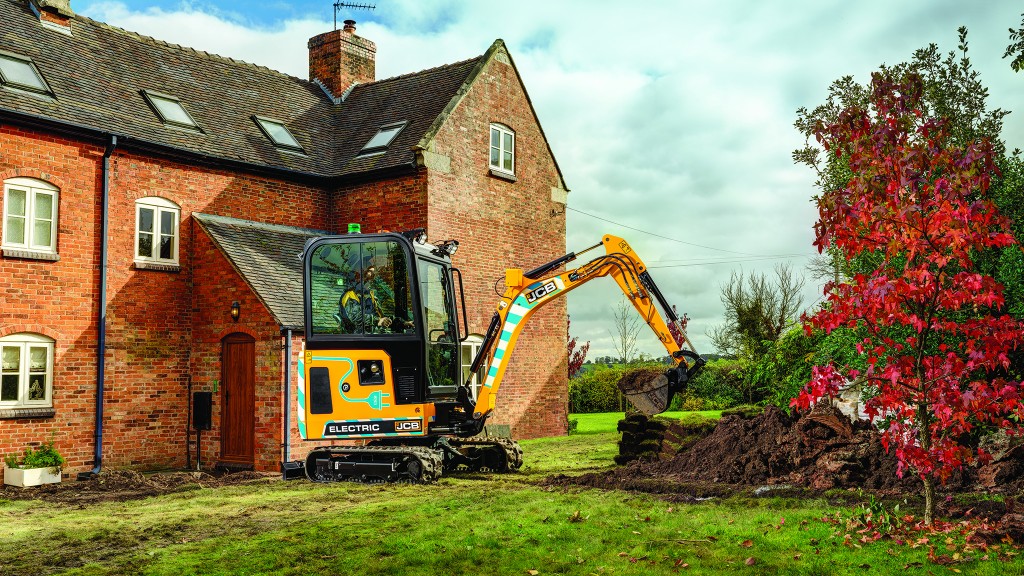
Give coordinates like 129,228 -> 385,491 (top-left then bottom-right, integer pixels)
617,367 -> 674,416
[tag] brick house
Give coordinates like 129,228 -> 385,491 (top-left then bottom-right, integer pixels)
0,0 -> 569,479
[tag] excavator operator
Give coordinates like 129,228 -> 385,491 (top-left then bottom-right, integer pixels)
338,254 -> 414,334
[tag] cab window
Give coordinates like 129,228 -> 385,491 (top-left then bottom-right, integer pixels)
309,240 -> 414,336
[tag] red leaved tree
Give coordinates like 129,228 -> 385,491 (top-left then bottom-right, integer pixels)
567,315 -> 590,378
793,72 -> 1024,524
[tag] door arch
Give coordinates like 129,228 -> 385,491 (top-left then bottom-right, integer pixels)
220,332 -> 255,467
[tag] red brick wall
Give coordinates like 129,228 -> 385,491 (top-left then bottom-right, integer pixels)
426,50 -> 569,439
333,172 -> 429,234
0,126 -> 106,482
0,124 -> 331,480
100,152 -> 329,472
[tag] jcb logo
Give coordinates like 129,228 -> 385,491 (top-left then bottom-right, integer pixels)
526,281 -> 558,303
396,420 -> 422,432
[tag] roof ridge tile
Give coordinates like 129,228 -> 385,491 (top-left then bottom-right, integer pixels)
358,54 -> 483,89
75,13 -> 316,86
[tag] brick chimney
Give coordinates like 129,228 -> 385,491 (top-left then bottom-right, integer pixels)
308,20 -> 376,98
29,0 -> 73,35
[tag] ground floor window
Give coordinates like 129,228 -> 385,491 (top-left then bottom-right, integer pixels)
0,333 -> 54,408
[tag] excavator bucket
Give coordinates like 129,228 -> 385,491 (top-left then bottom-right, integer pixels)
617,367 -> 675,416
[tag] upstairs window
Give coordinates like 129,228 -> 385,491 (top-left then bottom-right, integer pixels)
253,116 -> 303,151
3,177 -> 59,254
135,197 -> 180,266
360,121 -> 407,155
142,90 -> 201,130
0,51 -> 51,95
489,123 -> 515,175
0,333 -> 54,409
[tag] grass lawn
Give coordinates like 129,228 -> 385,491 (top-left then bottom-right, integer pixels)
1,412 -> 1018,575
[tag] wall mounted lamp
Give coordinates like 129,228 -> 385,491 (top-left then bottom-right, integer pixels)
230,301 -> 240,322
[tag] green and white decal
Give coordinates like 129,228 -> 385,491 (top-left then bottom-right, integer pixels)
482,277 -> 565,388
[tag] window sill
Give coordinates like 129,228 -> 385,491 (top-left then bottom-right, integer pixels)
2,248 -> 59,261
0,407 -> 55,420
134,261 -> 180,273
488,168 -> 517,183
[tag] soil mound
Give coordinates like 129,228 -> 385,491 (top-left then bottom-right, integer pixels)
0,468 -> 279,504
653,403 -> 918,492
550,403 -> 1024,498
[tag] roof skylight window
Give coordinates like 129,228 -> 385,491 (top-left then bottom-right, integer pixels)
141,90 -> 201,130
0,52 -> 51,95
360,121 -> 407,155
253,116 -> 303,151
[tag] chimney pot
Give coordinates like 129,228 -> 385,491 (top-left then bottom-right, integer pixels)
343,19 -> 356,33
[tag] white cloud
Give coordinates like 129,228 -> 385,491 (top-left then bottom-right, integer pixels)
77,0 -> 1024,358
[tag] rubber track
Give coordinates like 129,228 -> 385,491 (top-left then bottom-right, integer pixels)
449,438 -> 523,472
309,445 -> 443,483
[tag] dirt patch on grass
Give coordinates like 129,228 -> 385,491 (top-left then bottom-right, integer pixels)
0,469 -> 278,504
548,403 -> 1024,509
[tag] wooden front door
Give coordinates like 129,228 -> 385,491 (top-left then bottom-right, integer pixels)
220,333 -> 255,467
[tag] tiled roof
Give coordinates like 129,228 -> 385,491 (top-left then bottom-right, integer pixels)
332,56 -> 482,177
194,213 -> 327,328
0,0 -> 483,179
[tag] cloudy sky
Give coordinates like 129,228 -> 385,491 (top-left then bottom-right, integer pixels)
77,0 -> 1024,359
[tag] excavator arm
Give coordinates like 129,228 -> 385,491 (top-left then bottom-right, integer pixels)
464,234 -> 705,425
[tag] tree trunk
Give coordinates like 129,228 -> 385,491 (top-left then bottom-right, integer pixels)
917,401 -> 935,525
923,474 -> 935,526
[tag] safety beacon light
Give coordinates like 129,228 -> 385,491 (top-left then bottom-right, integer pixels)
348,223 -> 361,234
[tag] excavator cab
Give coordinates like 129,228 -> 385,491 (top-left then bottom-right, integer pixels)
301,231 -> 471,436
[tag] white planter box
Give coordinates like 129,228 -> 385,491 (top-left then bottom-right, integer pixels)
3,465 -> 61,487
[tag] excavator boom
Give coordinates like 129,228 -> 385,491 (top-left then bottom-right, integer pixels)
468,234 -> 705,421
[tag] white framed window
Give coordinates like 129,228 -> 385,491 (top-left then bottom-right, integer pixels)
489,123 -> 515,174
3,177 -> 59,254
461,334 -> 487,400
0,333 -> 54,408
135,197 -> 180,265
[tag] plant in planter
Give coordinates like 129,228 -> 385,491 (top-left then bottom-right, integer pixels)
3,440 -> 65,487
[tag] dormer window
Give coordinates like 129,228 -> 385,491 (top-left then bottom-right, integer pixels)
253,116 -> 303,151
360,121 -> 407,155
0,51 -> 51,95
142,90 -> 201,130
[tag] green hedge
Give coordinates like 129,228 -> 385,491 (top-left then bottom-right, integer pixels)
569,364 -> 628,413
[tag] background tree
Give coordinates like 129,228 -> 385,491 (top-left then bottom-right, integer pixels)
610,298 -> 641,365
708,264 -> 805,360
567,315 -> 590,378
1005,12 -> 1024,73
793,71 -> 1024,525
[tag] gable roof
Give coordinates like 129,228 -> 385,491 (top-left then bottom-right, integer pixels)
416,40 -> 569,192
194,213 -> 326,328
0,0 -> 484,180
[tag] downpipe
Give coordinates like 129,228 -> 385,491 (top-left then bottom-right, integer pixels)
81,134 -> 117,480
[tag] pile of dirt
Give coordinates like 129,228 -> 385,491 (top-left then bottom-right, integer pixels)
551,403 -> 1024,499
0,468 -> 278,504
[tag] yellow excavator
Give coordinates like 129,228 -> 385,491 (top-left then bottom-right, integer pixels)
298,229 -> 704,482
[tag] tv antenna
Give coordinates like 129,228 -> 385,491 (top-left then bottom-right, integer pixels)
334,2 -> 376,30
